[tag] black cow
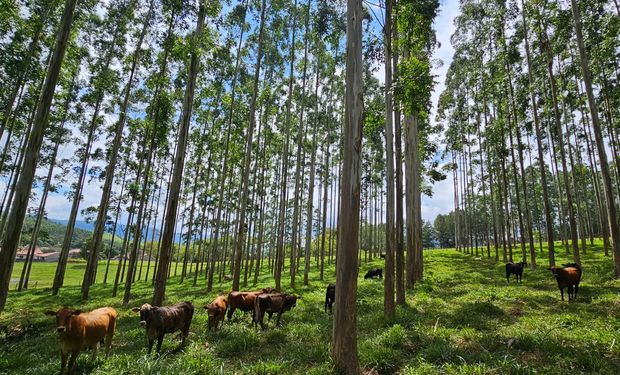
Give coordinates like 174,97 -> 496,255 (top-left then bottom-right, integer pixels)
254,293 -> 297,329
379,253 -> 386,259
505,261 -> 527,283
131,301 -> 194,354
324,284 -> 335,313
364,268 -> 383,280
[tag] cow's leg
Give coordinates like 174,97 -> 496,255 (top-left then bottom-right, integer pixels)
91,342 -> 99,361
275,312 -> 282,327
105,333 -> 113,358
156,334 -> 164,354
268,311 -> 273,321
574,283 -> 579,300
506,272 -> 510,282
560,287 -> 564,301
148,339 -> 154,354
68,351 -> 79,373
568,285 -> 574,301
227,306 -> 235,320
61,351 -> 68,372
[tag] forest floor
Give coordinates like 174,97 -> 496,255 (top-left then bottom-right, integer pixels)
1,242 -> 619,374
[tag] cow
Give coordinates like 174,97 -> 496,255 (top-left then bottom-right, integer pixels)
44,307 -> 117,373
131,301 -> 194,354
364,268 -> 383,279
379,253 -> 386,259
325,284 -> 335,313
550,263 -> 583,301
254,293 -> 298,330
204,296 -> 228,331
227,287 -> 276,320
505,261 -> 527,283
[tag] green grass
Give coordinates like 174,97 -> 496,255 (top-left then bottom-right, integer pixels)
1,241 -> 620,374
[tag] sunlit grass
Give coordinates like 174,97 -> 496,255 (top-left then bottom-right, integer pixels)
1,241 -> 619,374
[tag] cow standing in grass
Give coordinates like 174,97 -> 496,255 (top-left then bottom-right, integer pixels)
364,268 -> 383,280
254,293 -> 298,329
205,296 -> 228,330
45,307 -> 117,373
227,287 -> 275,321
550,263 -> 582,301
132,301 -> 194,354
325,284 -> 335,313
505,262 -> 527,283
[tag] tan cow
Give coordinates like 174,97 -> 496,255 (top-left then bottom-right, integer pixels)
44,307 -> 117,373
204,295 -> 228,330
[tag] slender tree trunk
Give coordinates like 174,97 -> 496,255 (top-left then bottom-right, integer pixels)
152,3 -> 205,305
81,0 -> 156,298
332,0 -> 362,371
232,0 -> 267,291
0,0 -> 78,311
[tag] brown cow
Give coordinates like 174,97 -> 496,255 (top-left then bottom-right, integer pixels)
227,287 -> 276,320
550,263 -> 583,301
204,296 -> 228,330
44,307 -> 117,373
131,301 -> 194,354
253,293 -> 298,330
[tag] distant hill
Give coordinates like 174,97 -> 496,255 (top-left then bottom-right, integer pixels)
21,216 -> 93,249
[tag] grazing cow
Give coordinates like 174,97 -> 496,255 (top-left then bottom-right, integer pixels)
364,268 -> 383,280
379,253 -> 386,259
227,287 -> 276,320
254,293 -> 298,329
325,284 -> 335,313
550,263 -> 582,301
505,261 -> 527,283
204,296 -> 228,331
44,307 -> 117,373
131,301 -> 194,354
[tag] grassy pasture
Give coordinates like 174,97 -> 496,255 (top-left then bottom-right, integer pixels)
1,242 -> 619,374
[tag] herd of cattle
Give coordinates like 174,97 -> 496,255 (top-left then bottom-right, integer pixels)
42,261 -> 582,373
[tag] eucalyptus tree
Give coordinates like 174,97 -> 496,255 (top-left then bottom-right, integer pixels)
153,0 -> 213,306
53,0 -> 134,294
81,0 -> 156,299
569,0 -> 620,276
0,0 -> 79,312
332,0 -> 362,371
232,0 -> 268,291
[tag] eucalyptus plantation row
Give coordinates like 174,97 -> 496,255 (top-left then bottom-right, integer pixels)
0,0 -> 440,345
438,0 -> 620,274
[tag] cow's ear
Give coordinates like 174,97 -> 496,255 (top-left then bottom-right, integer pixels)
72,310 -> 83,315
44,310 -> 57,316
131,307 -> 141,312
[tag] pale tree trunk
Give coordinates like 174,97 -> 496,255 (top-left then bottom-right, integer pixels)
0,0 -> 78,312
232,0 -> 267,291
288,0 -> 311,289
383,0 -> 396,319
570,0 -> 620,275
520,0 -> 554,265
539,25 -> 580,264
81,0 -> 156,298
304,60 -> 321,285
332,0 -> 362,371
274,0 -> 299,291
152,2 -> 205,305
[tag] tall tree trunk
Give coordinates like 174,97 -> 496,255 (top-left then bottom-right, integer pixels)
570,0 -> 620,275
332,0 -> 362,371
81,0 -> 156,298
0,0 -> 78,311
274,0 -> 299,291
152,2 -> 205,305
232,0 -> 267,291
383,0 -> 396,319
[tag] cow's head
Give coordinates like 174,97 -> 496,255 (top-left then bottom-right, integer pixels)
131,303 -> 156,326
44,308 -> 82,333
204,304 -> 223,330
261,287 -> 276,294
283,295 -> 298,311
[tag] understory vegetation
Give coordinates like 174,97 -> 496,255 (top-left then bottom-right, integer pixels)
1,245 -> 619,374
